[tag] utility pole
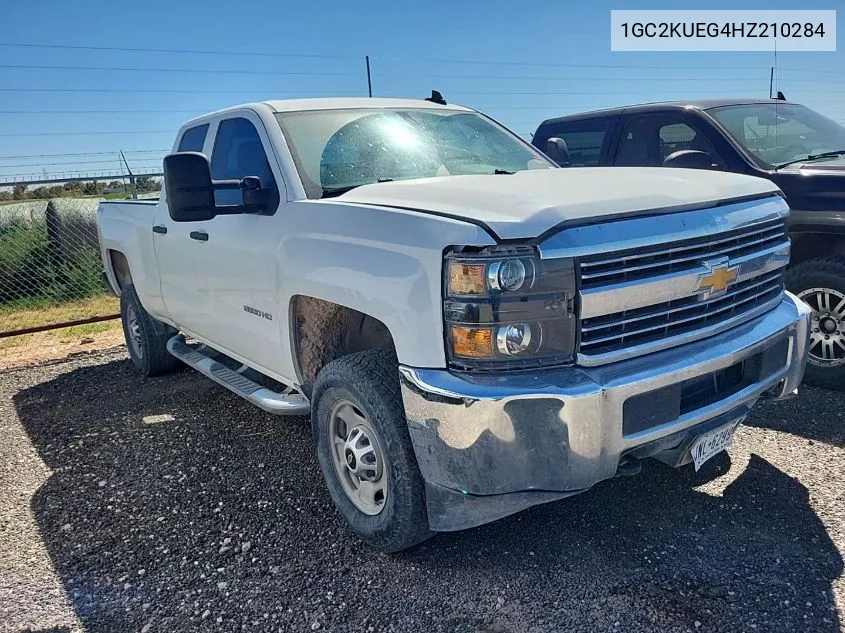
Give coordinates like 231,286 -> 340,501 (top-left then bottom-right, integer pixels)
365,55 -> 373,97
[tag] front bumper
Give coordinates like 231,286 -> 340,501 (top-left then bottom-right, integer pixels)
400,293 -> 811,532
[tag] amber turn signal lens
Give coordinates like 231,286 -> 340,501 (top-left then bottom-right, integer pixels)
451,326 -> 494,358
448,262 -> 486,296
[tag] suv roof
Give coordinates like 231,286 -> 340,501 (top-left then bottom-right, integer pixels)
538,98 -> 796,126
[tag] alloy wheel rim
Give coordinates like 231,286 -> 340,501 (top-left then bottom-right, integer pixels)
328,399 -> 388,516
797,287 -> 845,367
126,304 -> 144,359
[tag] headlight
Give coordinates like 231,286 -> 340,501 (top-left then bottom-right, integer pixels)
443,247 -> 576,371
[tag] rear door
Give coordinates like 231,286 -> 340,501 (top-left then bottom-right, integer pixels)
153,122 -> 212,328
534,116 -> 618,166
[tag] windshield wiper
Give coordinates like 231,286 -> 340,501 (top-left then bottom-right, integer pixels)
321,178 -> 394,198
775,149 -> 845,170
493,169 -> 515,174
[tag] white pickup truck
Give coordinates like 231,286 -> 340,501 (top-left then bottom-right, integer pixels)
97,97 -> 811,552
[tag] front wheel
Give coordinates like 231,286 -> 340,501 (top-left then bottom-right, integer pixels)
311,351 -> 431,552
786,257 -> 845,391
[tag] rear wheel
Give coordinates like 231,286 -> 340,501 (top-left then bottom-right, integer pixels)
312,351 -> 431,553
786,257 -> 845,391
120,284 -> 181,378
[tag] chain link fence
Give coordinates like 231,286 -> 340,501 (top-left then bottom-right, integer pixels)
0,173 -> 162,369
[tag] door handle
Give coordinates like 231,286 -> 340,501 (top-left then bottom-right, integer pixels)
152,225 -> 167,234
190,231 -> 209,242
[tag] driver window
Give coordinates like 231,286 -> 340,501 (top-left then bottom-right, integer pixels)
210,117 -> 279,210
616,115 -> 723,167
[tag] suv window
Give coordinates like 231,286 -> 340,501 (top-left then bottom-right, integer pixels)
616,115 -> 723,167
537,118 -> 613,166
177,124 -> 209,152
211,117 -> 278,208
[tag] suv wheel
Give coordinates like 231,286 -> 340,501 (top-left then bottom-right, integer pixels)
311,351 -> 431,552
786,257 -> 845,391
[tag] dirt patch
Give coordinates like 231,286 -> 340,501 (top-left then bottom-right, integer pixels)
0,325 -> 125,371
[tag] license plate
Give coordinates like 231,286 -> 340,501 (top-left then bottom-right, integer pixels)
690,419 -> 742,471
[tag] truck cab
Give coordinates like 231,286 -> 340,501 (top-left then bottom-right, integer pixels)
533,100 -> 845,389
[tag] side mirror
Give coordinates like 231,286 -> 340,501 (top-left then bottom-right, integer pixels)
164,152 -> 216,222
164,152 -> 270,221
663,149 -> 714,170
546,137 -> 571,166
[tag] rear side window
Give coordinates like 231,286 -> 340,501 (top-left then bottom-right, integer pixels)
537,118 -> 614,166
211,117 -> 279,209
177,124 -> 209,152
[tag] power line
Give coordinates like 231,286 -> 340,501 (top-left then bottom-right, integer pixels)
371,56 -> 770,71
0,87 -> 358,95
0,131 -> 172,137
0,42 -> 358,59
0,158 -> 163,168
0,150 -> 166,159
0,64 -> 357,76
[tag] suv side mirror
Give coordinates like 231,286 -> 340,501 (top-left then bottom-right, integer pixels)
663,149 -> 714,170
546,137 -> 571,166
164,152 -> 269,221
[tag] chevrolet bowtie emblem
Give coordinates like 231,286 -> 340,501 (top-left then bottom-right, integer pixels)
696,258 -> 739,298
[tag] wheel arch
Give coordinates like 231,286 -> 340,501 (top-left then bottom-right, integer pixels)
290,295 -> 397,396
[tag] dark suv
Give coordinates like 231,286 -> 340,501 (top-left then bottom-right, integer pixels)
533,99 -> 845,390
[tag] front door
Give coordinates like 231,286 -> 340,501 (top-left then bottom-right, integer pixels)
187,113 -> 286,370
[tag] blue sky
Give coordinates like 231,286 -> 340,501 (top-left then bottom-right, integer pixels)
0,0 -> 843,180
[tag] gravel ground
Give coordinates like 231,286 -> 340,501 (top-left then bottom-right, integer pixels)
0,348 -> 842,633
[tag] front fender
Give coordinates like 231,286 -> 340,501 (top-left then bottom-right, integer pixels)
277,201 -> 495,372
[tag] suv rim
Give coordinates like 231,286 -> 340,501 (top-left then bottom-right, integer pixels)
797,286 -> 845,367
328,399 -> 388,516
126,303 -> 144,359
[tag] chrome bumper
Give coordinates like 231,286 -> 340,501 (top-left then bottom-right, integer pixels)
400,293 -> 811,532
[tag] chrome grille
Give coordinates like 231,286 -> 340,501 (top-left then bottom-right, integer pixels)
580,218 -> 787,289
578,218 -> 789,362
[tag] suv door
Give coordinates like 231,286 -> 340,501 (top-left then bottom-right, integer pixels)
614,112 -> 726,168
190,113 -> 287,370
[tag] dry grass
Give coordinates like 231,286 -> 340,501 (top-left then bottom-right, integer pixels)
0,294 -> 124,368
0,294 -> 119,332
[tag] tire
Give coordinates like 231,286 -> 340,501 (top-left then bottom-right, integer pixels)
311,351 -> 431,553
786,257 -> 845,391
120,284 -> 181,378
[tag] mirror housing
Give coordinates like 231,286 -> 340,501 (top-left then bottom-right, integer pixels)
164,152 -> 270,221
663,149 -> 714,170
164,152 -> 216,222
545,137 -> 571,166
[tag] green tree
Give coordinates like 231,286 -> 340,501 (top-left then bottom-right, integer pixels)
12,184 -> 27,200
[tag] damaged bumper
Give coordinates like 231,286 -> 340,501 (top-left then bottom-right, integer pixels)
400,293 -> 811,532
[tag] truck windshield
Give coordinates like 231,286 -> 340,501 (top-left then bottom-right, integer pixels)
274,108 -> 552,198
707,103 -> 845,169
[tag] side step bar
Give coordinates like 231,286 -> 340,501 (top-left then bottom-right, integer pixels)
167,335 -> 310,416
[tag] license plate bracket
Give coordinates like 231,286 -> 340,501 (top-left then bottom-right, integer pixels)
689,418 -> 744,471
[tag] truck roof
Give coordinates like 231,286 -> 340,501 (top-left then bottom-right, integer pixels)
263,97 -> 473,113
181,97 -> 473,126
537,98 -> 797,127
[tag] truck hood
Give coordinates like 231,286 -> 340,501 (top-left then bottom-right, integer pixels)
336,167 -> 780,240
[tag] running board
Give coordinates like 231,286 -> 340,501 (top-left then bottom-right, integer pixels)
167,335 -> 310,416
